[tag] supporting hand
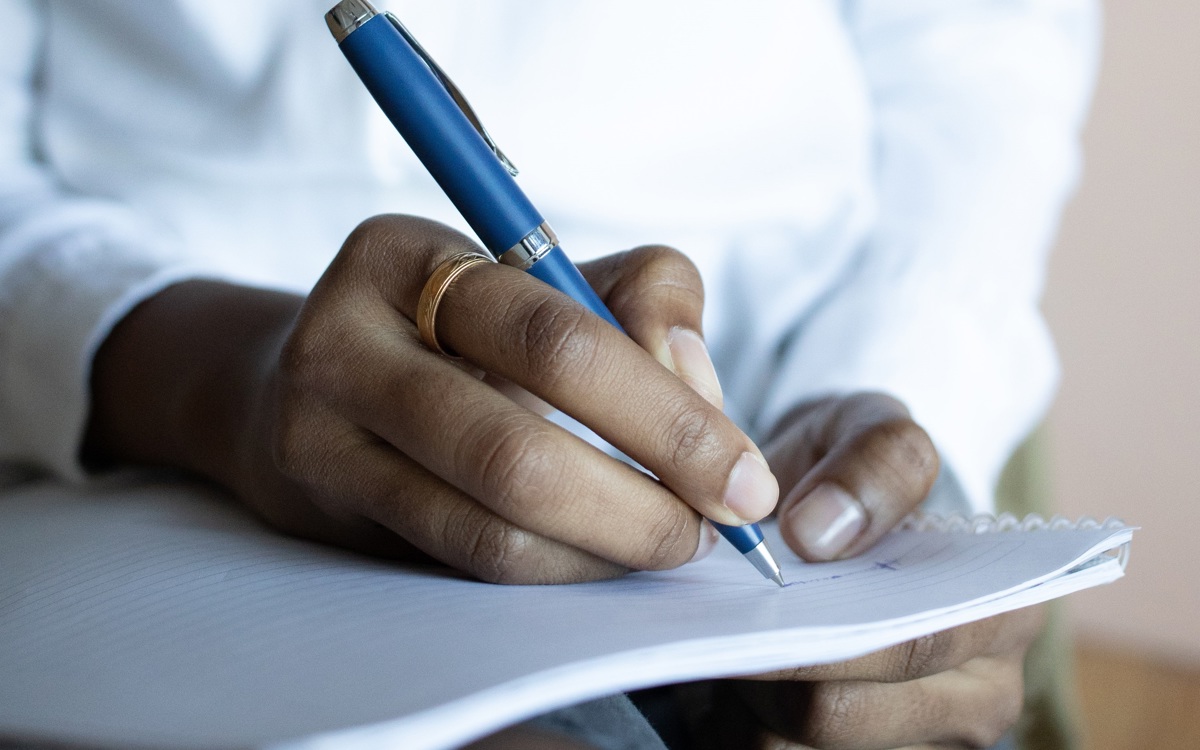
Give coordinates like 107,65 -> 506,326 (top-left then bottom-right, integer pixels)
684,606 -> 1043,749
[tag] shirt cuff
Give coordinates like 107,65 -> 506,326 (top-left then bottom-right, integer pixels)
1,242 -> 221,481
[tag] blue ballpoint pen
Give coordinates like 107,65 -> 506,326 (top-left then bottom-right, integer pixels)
325,0 -> 784,587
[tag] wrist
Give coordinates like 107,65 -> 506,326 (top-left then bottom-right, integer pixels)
85,280 -> 302,489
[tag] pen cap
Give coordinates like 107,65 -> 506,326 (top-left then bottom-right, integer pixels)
332,9 -> 545,256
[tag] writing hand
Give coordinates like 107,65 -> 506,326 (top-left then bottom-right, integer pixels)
86,215 -> 777,583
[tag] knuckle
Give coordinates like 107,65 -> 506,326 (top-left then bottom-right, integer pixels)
861,417 -> 939,497
895,630 -> 948,681
340,214 -> 473,287
276,316 -> 346,397
662,396 -> 724,472
887,418 -> 938,472
463,516 -> 536,585
348,213 -> 392,238
337,215 -> 390,271
800,682 -> 859,748
611,245 -> 705,312
517,296 -> 595,389
343,214 -> 411,255
634,507 -> 693,570
472,416 -> 556,516
633,244 -> 703,286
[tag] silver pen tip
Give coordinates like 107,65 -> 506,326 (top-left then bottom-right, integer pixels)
743,539 -> 785,586
771,572 -> 786,588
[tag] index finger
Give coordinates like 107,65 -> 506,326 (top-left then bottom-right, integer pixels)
356,216 -> 779,530
445,268 -> 778,528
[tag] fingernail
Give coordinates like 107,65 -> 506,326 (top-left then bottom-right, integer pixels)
784,483 -> 866,560
688,520 -> 720,564
722,452 -> 779,523
667,327 -> 723,408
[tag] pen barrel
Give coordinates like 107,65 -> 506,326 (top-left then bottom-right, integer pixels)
526,248 -> 623,330
338,15 -> 541,256
333,8 -> 781,585
710,521 -> 765,554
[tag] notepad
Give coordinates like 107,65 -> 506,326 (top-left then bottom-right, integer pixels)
0,476 -> 1132,750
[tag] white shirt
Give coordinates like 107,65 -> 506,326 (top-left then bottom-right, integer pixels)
0,0 -> 1099,513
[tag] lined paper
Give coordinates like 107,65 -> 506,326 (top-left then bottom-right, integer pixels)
0,477 -> 1131,750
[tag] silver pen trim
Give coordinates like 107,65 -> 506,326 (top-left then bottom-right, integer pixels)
325,0 -> 377,43
325,1 -> 520,176
498,223 -> 559,270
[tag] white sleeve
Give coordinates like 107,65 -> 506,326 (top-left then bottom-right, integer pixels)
0,1 -> 206,479
753,0 -> 1100,513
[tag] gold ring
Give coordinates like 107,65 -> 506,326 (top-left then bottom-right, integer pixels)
417,252 -> 493,357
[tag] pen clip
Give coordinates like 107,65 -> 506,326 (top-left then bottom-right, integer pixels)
384,12 -> 519,177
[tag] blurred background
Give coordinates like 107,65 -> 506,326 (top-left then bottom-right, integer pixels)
1044,1 -> 1200,748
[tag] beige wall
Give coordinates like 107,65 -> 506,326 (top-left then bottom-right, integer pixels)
1045,1 -> 1200,663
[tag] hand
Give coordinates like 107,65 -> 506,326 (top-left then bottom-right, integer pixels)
763,393 -> 939,562
685,394 -> 1034,748
682,605 -> 1044,749
85,215 -> 778,583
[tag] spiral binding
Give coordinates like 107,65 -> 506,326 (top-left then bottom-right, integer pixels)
897,511 -> 1128,534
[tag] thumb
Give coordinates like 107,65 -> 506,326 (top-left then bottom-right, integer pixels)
578,246 -> 723,409
765,393 -> 939,561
